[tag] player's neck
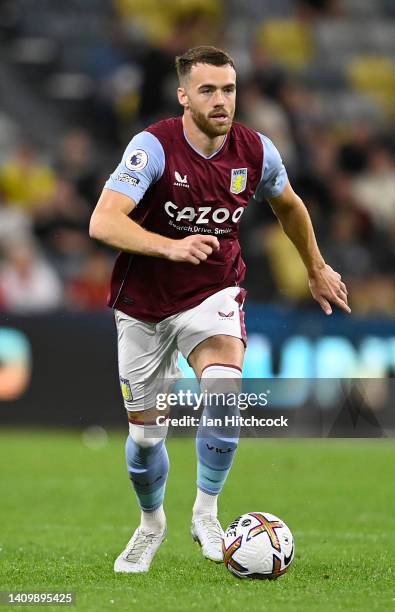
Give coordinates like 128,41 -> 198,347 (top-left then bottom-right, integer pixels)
182,115 -> 226,158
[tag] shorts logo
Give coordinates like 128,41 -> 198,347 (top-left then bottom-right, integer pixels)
230,168 -> 247,194
218,310 -> 234,319
116,173 -> 140,186
125,149 -> 148,171
120,377 -> 133,402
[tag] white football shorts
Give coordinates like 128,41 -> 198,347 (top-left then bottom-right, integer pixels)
115,286 -> 247,412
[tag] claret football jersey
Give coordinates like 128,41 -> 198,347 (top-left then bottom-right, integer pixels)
104,117 -> 288,322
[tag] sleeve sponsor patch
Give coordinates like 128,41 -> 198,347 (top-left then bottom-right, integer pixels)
125,149 -> 148,171
115,173 -> 140,186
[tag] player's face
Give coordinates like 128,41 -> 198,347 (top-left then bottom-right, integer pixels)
178,63 -> 236,138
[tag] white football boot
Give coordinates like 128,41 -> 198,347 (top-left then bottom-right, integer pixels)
114,526 -> 166,573
191,515 -> 224,562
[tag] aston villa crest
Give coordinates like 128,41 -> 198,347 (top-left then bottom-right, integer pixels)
230,168 -> 247,194
120,377 -> 133,402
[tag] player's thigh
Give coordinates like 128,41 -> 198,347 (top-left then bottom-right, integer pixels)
175,286 -> 246,378
115,309 -> 180,414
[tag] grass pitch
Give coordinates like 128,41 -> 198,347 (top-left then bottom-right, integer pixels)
0,430 -> 394,612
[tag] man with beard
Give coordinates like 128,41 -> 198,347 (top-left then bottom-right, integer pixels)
89,46 -> 350,573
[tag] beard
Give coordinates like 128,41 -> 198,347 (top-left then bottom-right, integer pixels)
189,104 -> 234,138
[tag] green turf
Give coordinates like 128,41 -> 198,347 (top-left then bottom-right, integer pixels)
0,430 -> 394,612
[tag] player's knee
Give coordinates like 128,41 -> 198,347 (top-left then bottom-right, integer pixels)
129,422 -> 168,448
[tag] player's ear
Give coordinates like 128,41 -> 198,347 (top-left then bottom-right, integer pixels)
177,87 -> 189,109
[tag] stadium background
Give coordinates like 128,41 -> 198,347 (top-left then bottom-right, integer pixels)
1,2 -> 395,610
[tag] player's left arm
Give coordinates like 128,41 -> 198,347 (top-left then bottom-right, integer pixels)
255,135 -> 350,315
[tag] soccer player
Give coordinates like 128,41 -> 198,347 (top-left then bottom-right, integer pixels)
89,46 -> 350,573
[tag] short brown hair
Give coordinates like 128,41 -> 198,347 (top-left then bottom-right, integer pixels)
175,46 -> 235,83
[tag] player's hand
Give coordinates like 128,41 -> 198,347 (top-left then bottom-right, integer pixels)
167,235 -> 220,265
308,264 -> 351,315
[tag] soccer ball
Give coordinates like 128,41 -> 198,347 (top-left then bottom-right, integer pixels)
223,512 -> 294,579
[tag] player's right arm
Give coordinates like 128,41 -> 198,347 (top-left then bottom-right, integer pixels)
89,132 -> 218,264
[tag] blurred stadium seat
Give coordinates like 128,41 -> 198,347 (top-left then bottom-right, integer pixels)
348,55 -> 395,113
255,19 -> 313,70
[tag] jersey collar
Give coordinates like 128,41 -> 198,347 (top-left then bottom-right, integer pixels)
183,127 -> 228,160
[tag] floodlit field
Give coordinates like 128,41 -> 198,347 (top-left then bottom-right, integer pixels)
1,430 -> 394,611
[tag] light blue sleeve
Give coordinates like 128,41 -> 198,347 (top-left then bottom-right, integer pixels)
104,131 -> 165,204
253,134 -> 288,202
